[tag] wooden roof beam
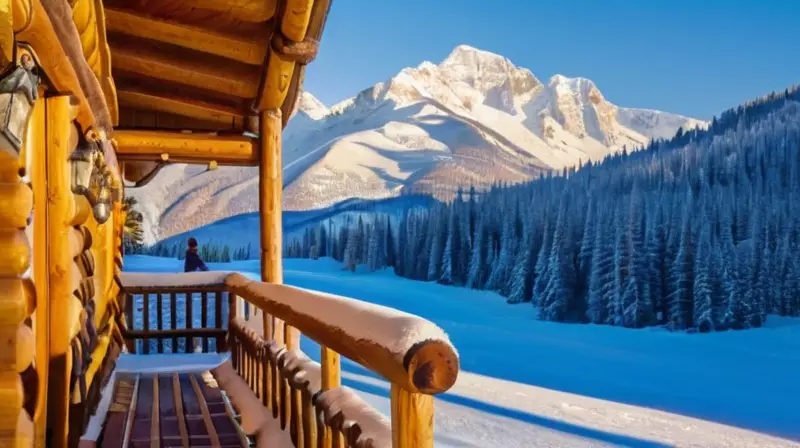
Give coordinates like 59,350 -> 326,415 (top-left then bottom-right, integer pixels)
110,42 -> 260,99
114,130 -> 258,165
184,0 -> 277,23
116,87 -> 245,126
105,7 -> 267,65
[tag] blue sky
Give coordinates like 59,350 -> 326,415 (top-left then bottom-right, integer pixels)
302,0 -> 799,120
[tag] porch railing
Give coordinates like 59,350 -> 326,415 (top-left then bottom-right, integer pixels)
118,271 -> 460,448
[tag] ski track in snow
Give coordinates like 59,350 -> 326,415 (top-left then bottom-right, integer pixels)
125,256 -> 800,448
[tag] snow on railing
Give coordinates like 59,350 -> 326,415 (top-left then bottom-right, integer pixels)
224,273 -> 459,395
119,271 -> 231,289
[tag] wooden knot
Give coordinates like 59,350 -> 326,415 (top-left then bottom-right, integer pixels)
271,32 -> 319,64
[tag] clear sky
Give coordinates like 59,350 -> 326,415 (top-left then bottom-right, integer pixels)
302,0 -> 799,120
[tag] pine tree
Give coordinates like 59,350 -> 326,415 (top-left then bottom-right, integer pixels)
667,202 -> 694,330
466,218 -> 488,289
693,220 -> 714,332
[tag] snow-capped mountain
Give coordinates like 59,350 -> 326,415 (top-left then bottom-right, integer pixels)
130,45 -> 706,245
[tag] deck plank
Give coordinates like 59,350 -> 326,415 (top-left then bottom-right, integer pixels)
102,371 -> 248,447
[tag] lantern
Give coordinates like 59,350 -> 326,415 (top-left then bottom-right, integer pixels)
0,55 -> 39,154
92,185 -> 111,224
69,143 -> 98,196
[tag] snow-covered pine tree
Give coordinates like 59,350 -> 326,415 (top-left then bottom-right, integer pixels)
693,218 -> 714,332
667,195 -> 695,330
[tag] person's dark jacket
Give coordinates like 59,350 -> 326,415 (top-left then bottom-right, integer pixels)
184,249 -> 209,272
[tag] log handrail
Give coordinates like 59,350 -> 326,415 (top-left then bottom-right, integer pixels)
224,273 -> 459,395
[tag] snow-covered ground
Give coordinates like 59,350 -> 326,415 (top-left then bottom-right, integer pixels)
124,255 -> 800,447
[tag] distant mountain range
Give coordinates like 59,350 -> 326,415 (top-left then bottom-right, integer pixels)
129,45 -> 707,245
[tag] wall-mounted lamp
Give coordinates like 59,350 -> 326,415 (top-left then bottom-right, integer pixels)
69,136 -> 114,224
69,141 -> 99,196
0,54 -> 40,154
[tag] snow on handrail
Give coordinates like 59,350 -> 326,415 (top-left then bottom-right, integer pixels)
225,273 -> 459,395
119,271 -> 231,289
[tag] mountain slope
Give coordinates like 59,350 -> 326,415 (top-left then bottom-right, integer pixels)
130,45 -> 705,245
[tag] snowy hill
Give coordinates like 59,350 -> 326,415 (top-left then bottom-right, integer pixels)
129,45 -> 705,245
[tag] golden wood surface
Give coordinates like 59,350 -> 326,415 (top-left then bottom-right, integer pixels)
0,71 -> 35,447
114,130 -> 258,165
14,0 -> 97,131
105,7 -> 267,66
226,274 -> 460,395
27,98 -> 49,446
111,41 -> 260,99
259,109 -> 290,348
45,96 -> 79,448
391,385 -> 434,448
117,88 -> 244,126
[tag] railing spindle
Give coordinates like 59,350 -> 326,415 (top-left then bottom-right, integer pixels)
201,291 -> 209,352
156,292 -> 163,353
186,292 -> 194,353
321,346 -> 341,448
170,292 -> 177,353
142,293 -> 150,354
215,291 -> 224,352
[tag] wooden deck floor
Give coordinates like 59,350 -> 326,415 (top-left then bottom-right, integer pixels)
100,372 -> 249,447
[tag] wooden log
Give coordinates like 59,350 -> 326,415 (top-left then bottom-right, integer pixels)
184,0 -> 277,22
14,0 -> 97,130
0,372 -> 24,438
215,291 -> 224,352
91,0 -> 119,125
40,0 -> 113,131
150,374 -> 159,448
110,40 -> 260,99
226,276 -> 459,395
114,130 -> 258,165
0,0 -> 12,67
281,0 -> 314,42
391,385 -> 434,448
27,97 -> 49,446
45,96 -> 79,448
201,291 -> 209,352
105,7 -> 267,65
142,293 -> 150,354
258,109 -> 296,347
0,181 -> 33,228
321,346 -> 339,448
186,292 -> 194,352
257,51 -> 295,111
156,293 -> 163,353
117,88 -> 244,126
170,292 -> 177,353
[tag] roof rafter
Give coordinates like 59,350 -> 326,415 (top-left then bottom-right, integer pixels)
110,40 -> 261,99
105,7 -> 267,65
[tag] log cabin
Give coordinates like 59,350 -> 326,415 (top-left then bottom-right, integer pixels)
0,0 -> 460,447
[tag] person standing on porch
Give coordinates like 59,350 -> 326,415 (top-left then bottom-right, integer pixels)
184,237 -> 210,272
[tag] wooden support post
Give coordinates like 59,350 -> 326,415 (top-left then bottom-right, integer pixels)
28,96 -> 49,446
45,95 -> 80,448
258,109 -> 300,348
390,385 -> 434,448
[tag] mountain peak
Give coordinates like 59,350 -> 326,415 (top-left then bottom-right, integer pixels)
297,91 -> 329,120
441,44 -> 512,69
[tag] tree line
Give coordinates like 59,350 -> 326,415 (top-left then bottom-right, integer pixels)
131,240 -> 253,263
285,87 -> 800,332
